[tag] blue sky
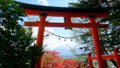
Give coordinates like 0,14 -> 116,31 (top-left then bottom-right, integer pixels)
16,0 -> 77,7
16,0 -> 85,57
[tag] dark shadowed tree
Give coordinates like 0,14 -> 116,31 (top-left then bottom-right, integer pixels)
0,0 -> 44,68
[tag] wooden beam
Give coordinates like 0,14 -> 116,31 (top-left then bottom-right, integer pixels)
25,9 -> 108,18
91,54 -> 120,60
25,22 -> 108,28
18,2 -> 108,18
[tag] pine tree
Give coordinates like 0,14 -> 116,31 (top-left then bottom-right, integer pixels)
69,0 -> 120,67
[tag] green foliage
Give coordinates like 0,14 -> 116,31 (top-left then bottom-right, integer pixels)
69,0 -> 101,8
0,0 -> 44,68
69,0 -> 120,67
69,0 -> 120,8
28,45 -> 45,64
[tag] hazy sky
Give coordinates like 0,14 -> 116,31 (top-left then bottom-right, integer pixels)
16,0 -> 77,7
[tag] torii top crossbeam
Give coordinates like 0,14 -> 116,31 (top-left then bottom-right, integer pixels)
18,2 -> 109,68
19,2 -> 108,17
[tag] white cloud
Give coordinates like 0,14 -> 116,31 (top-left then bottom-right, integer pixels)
38,0 -> 48,6
32,27 -> 38,38
32,27 -> 54,37
43,35 -> 77,57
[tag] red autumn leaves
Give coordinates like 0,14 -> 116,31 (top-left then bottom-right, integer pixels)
42,51 -> 82,68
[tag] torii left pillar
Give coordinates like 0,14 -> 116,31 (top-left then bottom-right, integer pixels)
35,13 -> 47,68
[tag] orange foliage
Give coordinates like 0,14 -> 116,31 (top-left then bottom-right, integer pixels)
41,51 -> 82,68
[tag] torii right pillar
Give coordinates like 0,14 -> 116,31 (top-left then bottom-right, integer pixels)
90,15 -> 105,68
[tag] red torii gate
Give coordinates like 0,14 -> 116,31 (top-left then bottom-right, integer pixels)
19,2 -> 109,68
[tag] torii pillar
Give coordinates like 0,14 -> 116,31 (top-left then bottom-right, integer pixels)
90,16 -> 105,68
35,13 -> 47,68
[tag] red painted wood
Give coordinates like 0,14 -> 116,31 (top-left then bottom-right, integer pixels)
90,18 -> 105,68
114,49 -> 120,68
25,22 -> 108,28
102,55 -> 115,60
35,15 -> 46,68
91,55 -> 119,60
64,16 -> 71,29
25,9 -> 108,18
88,53 -> 93,68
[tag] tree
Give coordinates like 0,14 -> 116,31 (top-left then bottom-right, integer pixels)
42,50 -> 81,68
0,0 -> 44,68
42,51 -> 63,68
69,0 -> 120,67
